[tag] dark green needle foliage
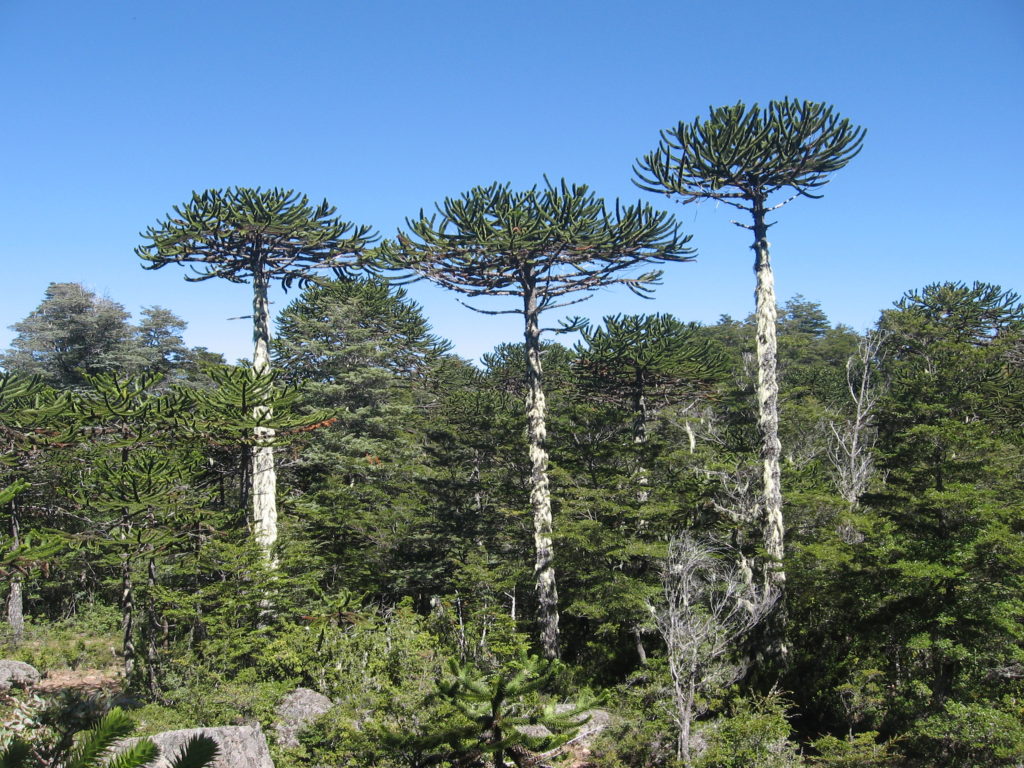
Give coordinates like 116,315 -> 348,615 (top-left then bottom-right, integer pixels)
176,365 -> 326,440
0,373 -> 76,642
0,479 -> 62,580
634,98 -> 865,207
385,178 -> 693,304
136,187 -> 376,289
574,313 -> 727,425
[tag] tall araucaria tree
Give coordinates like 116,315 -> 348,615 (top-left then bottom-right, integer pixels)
136,188 -> 376,563
635,100 -> 864,642
383,179 -> 694,658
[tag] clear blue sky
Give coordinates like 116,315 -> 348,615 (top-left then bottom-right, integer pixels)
1,0 -> 1021,364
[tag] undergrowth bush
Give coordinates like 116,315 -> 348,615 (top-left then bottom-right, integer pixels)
4,604 -> 121,672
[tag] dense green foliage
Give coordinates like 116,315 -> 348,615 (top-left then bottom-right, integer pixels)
3,275 -> 1022,767
1,132 -> 1021,768
3,275 -> 1019,766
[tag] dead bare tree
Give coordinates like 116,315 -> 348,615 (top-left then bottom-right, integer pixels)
650,533 -> 777,767
827,332 -> 886,507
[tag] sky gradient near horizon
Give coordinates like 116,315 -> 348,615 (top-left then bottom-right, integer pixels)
1,0 -> 1022,364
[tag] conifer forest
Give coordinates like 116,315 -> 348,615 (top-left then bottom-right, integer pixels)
2,101 -> 1023,767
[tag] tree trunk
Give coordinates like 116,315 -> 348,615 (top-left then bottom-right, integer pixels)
7,499 -> 23,646
144,554 -> 160,699
524,285 -> 560,659
251,271 -> 278,567
7,581 -> 23,646
121,550 -> 135,680
751,199 -> 786,657
633,626 -> 647,665
632,372 -> 650,504
679,676 -> 696,766
828,333 -> 883,507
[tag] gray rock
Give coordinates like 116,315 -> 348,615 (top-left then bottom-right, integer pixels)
516,722 -> 553,739
274,688 -> 333,748
0,659 -> 40,692
127,725 -> 274,768
572,708 -> 612,747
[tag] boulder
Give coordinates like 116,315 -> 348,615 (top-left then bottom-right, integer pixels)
132,725 -> 274,768
571,708 -> 612,747
0,659 -> 40,692
274,687 -> 333,748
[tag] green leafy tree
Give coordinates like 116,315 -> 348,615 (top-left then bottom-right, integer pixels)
384,179 -> 693,658
780,283 -> 1024,761
1,285 -> 210,392
635,99 -> 865,651
134,306 -> 220,387
0,373 -> 74,644
136,187 -> 376,563
560,316 -> 726,666
65,372 -> 221,690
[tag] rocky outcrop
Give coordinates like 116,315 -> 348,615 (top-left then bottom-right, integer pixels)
131,725 -> 274,768
0,659 -> 40,692
274,687 -> 333,748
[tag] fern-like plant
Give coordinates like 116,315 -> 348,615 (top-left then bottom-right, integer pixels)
0,707 -> 218,768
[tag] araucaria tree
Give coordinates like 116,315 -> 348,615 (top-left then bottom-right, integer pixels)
137,188 -> 376,562
575,313 -> 726,456
635,100 -> 865,627
385,179 -> 693,657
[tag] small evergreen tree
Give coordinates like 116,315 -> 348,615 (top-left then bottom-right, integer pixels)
399,653 -> 591,768
575,313 -> 726,452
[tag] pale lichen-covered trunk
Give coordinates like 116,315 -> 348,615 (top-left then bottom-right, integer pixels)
144,553 -> 160,698
121,546 -> 135,680
524,285 -> 560,659
7,500 -> 23,645
751,200 -> 786,654
251,271 -> 278,567
6,580 -> 23,645
632,372 -> 650,504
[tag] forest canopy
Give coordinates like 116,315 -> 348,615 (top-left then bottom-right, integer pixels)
2,103 -> 1022,768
